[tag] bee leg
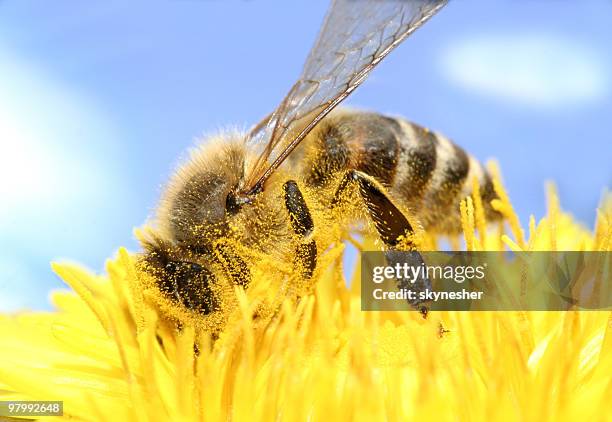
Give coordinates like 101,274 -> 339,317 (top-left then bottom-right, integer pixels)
283,180 -> 317,278
333,170 -> 431,316
164,260 -> 219,315
214,243 -> 251,287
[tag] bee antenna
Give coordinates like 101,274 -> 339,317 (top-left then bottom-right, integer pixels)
245,182 -> 264,197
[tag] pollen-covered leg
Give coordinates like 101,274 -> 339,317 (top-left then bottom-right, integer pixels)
164,260 -> 219,315
214,243 -> 251,287
139,237 -> 220,315
283,181 -> 317,279
333,170 -> 431,315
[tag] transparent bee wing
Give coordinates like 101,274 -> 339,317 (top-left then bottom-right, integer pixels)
240,0 -> 447,196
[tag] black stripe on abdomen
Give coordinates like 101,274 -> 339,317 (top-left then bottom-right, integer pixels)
393,121 -> 438,203
441,142 -> 470,193
352,113 -> 401,186
305,112 -> 401,187
424,135 -> 471,211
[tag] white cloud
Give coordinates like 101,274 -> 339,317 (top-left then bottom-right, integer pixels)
439,33 -> 610,108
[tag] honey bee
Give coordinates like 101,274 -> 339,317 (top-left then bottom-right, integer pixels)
138,0 -> 500,326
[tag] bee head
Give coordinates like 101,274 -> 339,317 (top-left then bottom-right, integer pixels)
158,135 -> 248,246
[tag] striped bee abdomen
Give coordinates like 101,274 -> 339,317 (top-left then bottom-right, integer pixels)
305,110 -> 500,233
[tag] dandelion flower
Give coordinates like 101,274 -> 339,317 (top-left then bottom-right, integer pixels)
0,178 -> 611,421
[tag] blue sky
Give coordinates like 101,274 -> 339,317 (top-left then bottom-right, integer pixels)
1,0 -> 610,311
